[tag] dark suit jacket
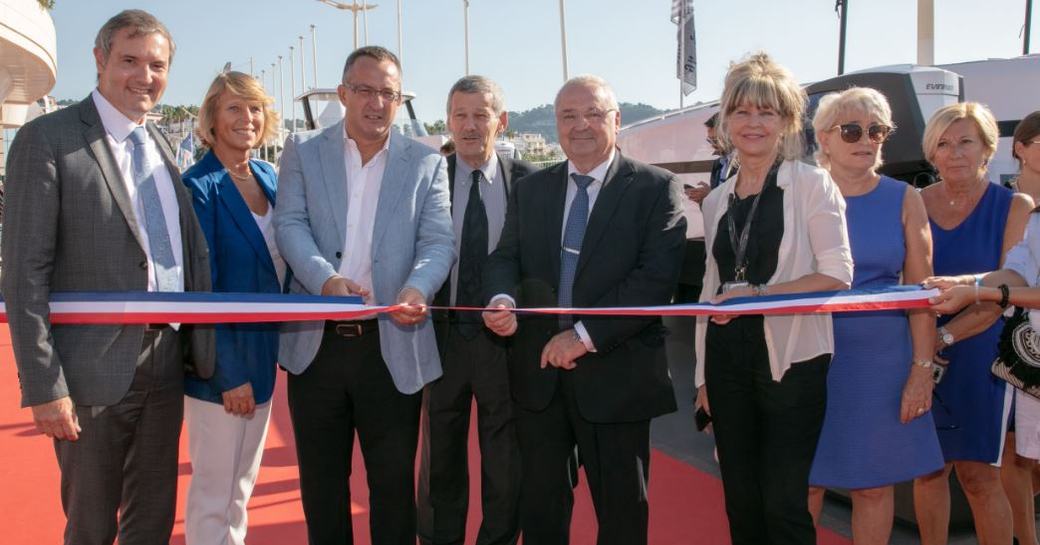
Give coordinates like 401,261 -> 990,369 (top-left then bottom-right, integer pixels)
181,150 -> 281,405
431,153 -> 537,337
1,96 -> 215,408
483,153 -> 686,423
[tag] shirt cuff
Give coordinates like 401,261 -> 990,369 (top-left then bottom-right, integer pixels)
489,294 -> 516,308
573,321 -> 597,352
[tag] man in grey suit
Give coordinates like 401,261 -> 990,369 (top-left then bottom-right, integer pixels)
1,10 -> 214,545
417,75 -> 535,545
274,45 -> 454,545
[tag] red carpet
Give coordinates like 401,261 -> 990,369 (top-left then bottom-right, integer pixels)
0,325 -> 851,544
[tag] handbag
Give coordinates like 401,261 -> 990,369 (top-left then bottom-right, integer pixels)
992,307 -> 1040,400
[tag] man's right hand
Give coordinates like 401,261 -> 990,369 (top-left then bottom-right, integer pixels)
685,183 -> 710,206
31,396 -> 80,441
483,298 -> 517,337
321,275 -> 370,300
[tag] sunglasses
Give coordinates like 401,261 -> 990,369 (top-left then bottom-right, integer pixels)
830,123 -> 893,144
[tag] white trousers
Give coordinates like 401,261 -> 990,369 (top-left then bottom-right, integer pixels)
185,396 -> 272,545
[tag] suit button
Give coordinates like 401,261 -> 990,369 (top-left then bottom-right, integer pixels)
139,260 -> 148,270
335,251 -> 342,259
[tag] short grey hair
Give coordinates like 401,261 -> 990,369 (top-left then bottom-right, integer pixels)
341,45 -> 402,85
446,75 -> 506,116
554,74 -> 619,111
94,10 -> 175,64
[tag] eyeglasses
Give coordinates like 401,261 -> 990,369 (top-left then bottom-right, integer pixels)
830,123 -> 893,144
345,83 -> 401,103
558,109 -> 616,125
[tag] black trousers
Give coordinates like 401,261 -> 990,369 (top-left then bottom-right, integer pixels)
515,374 -> 651,545
705,316 -> 829,545
417,324 -> 520,545
287,323 -> 422,545
55,326 -> 183,545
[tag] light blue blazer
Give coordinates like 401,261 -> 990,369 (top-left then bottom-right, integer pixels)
273,121 -> 455,394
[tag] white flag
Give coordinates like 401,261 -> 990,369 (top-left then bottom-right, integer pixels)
672,0 -> 697,95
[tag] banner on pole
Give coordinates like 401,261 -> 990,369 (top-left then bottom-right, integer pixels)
672,0 -> 697,95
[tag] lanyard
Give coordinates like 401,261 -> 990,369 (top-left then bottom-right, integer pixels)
726,189 -> 764,283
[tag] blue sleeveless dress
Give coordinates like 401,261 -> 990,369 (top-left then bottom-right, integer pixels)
810,177 -> 944,488
931,182 -> 1013,463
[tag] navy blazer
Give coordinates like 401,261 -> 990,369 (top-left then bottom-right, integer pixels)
182,150 -> 281,404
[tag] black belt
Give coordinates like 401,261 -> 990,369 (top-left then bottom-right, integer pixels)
145,323 -> 170,332
324,320 -> 378,338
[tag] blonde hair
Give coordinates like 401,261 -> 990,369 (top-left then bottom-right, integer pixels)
922,102 -> 999,167
718,52 -> 806,161
812,86 -> 895,170
196,71 -> 280,148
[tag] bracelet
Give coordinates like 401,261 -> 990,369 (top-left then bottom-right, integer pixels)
752,284 -> 769,296
912,359 -> 934,369
974,274 -> 984,287
998,284 -> 1011,309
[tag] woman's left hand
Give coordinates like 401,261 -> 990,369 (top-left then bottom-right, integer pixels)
709,286 -> 756,325
899,365 -> 934,424
928,285 -> 976,315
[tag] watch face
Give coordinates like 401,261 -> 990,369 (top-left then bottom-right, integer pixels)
942,333 -> 954,345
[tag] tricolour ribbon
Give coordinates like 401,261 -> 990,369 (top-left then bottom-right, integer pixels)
0,286 -> 937,325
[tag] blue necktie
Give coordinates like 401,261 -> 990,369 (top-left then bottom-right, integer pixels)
127,127 -> 178,292
558,173 -> 594,327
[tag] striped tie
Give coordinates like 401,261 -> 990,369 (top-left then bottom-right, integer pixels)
127,127 -> 178,292
558,173 -> 594,327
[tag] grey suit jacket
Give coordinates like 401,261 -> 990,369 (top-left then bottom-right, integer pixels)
1,96 -> 215,408
274,121 -> 454,394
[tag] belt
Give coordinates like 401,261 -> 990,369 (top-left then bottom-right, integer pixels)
145,323 -> 170,332
324,320 -> 378,338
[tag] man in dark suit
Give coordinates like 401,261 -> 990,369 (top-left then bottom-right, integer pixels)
1,10 -> 214,545
481,75 -> 686,545
417,75 -> 536,545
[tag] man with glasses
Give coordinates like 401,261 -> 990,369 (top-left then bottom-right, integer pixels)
482,75 -> 686,545
274,45 -> 453,545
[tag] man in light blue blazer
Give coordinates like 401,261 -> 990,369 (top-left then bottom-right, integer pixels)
273,45 -> 454,545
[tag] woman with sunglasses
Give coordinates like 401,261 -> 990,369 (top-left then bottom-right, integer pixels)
694,52 -> 853,545
805,87 -> 943,545
913,102 -> 1033,545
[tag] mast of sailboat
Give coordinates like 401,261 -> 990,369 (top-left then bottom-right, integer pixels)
1025,0 -> 1034,55
917,0 -> 935,65
836,0 -> 848,75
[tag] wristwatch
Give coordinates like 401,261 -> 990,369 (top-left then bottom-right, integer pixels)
938,326 -> 955,348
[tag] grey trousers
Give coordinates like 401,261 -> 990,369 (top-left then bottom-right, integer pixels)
55,327 -> 184,545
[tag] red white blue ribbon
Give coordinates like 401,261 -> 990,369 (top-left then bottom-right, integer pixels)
0,286 -> 938,325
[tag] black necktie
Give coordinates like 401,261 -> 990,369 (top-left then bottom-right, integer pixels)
456,169 -> 489,338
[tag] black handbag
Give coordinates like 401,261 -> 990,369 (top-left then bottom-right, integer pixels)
992,308 -> 1040,400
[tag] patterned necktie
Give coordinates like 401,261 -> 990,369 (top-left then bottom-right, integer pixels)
558,173 -> 594,327
455,169 -> 490,339
127,127 -> 178,292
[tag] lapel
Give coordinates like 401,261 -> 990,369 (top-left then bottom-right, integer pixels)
575,153 -> 631,279
203,152 -> 276,277
447,153 -> 457,215
372,132 -> 411,251
318,121 -> 349,250
545,162 -> 569,284
498,153 -> 515,197
80,96 -> 148,254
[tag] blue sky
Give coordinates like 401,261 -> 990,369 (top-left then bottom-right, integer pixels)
48,0 -> 1037,124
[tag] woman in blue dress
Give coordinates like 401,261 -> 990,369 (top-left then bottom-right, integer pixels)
915,102 -> 1032,545
807,87 -> 943,545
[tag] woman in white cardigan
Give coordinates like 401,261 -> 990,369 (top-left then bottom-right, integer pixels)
693,52 -> 853,545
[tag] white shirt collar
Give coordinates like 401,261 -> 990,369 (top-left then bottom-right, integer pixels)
91,88 -> 145,143
343,125 -> 391,162
567,148 -> 616,184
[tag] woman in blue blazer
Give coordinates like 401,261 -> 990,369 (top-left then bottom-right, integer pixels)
181,71 -> 284,545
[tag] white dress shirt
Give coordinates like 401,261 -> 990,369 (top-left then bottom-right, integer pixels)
337,130 -> 391,296
91,89 -> 184,293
